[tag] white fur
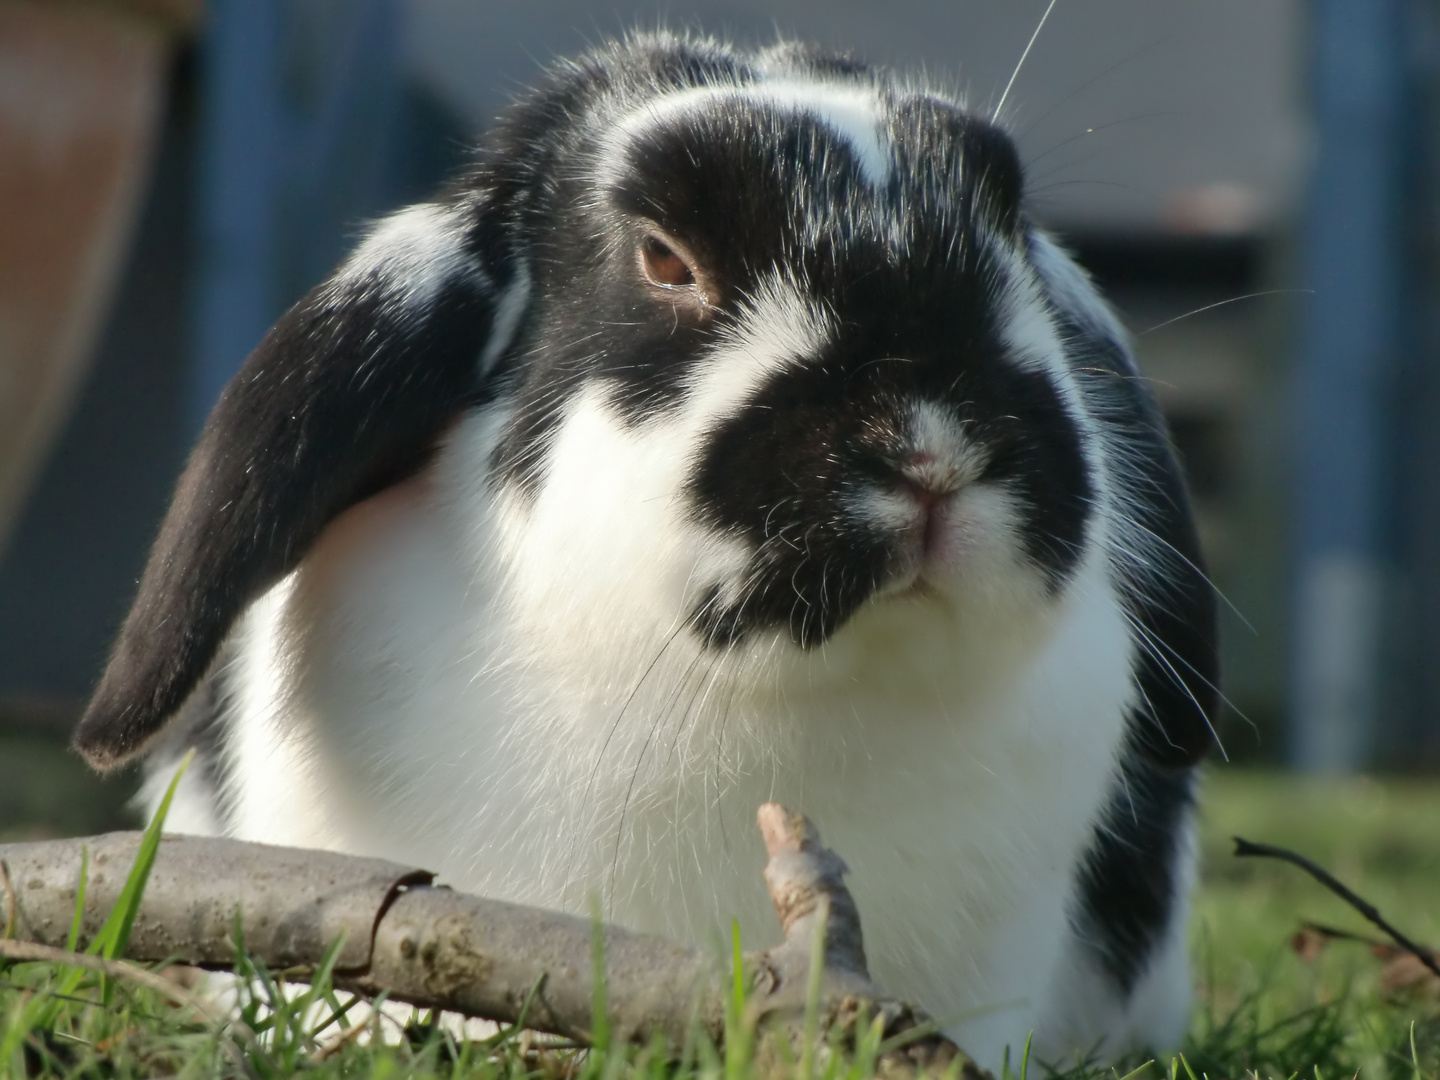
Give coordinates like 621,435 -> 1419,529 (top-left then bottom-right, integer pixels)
331,203 -> 482,312
690,270 -> 833,417
136,758 -> 224,837
905,400 -> 989,489
608,81 -> 891,188
198,429 -> 1139,1068
479,266 -> 531,375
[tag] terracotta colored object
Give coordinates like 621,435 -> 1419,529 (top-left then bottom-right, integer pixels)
0,0 -> 181,556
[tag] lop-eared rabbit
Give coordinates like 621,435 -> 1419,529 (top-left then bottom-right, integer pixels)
76,33 -> 1218,1068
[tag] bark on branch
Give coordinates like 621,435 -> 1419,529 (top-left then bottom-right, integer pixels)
0,804 -> 982,1077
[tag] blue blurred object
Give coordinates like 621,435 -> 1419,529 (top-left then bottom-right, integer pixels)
193,0 -> 404,429
1289,0 -> 1409,770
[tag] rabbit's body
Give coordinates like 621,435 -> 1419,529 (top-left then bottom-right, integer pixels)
167,423 -> 1164,1064
87,34 -> 1217,1068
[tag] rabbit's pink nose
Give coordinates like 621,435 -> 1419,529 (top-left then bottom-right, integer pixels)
899,451 -> 961,501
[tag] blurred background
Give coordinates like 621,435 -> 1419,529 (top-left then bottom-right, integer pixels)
0,0 -> 1436,836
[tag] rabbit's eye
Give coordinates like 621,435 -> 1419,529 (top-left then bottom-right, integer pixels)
641,236 -> 697,289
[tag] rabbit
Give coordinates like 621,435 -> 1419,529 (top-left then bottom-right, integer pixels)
73,32 -> 1219,1069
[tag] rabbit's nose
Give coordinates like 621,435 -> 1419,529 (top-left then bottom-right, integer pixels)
898,451 -> 963,501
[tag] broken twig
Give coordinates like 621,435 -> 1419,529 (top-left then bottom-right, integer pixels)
1233,836 -> 1440,983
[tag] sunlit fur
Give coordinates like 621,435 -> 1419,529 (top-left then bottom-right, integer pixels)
130,34 -> 1218,1071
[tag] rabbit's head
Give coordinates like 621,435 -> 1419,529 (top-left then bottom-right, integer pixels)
486,38 -> 1096,658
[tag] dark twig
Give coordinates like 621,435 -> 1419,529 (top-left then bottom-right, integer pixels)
1233,836 -> 1440,983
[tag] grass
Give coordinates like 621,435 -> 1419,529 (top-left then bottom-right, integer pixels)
1184,769 -> 1440,1077
2,766 -> 1438,1078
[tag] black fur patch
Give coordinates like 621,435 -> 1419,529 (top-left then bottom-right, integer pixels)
687,293 -> 1092,647
75,236 -> 509,766
1072,745 -> 1197,995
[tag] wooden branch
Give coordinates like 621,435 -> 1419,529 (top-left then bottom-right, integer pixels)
1234,836 -> 1440,983
0,806 -> 985,1077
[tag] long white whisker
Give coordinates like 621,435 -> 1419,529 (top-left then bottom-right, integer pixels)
1123,612 -> 1230,760
564,613 -> 697,904
1116,513 -> 1256,634
607,645 -> 713,908
1138,290 -> 1312,337
993,0 -> 1060,123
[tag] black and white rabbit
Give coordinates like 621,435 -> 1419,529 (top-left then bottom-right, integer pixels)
75,33 -> 1219,1068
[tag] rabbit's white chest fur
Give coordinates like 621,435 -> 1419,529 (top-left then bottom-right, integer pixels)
182,386 -> 1187,1067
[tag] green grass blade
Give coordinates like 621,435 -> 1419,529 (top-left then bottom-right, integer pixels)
1113,1060 -> 1155,1080
0,990 -> 33,1071
847,1009 -> 884,1080
22,752 -> 194,1027
88,748 -> 194,961
725,918 -> 752,1080
730,918 -> 744,1021
482,971 -> 548,1051
799,897 -> 829,1080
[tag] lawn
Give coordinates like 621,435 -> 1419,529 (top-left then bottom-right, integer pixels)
1186,768 -> 1440,1076
2,767 -> 1437,1078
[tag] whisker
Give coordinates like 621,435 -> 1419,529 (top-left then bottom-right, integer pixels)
1022,111 -> 1172,173
1012,33 -> 1171,144
606,645 -> 713,909
1112,511 -> 1256,634
1123,611 -> 1233,760
563,616 -> 693,904
993,0 -> 1060,123
1137,290 -> 1312,337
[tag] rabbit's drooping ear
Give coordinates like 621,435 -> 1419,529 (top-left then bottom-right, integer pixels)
74,197 -> 530,768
